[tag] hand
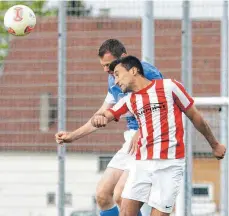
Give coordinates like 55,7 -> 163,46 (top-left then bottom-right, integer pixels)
128,130 -> 140,155
55,131 -> 74,144
212,144 -> 226,160
91,114 -> 108,128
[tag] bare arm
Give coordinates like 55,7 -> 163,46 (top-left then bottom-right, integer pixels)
55,101 -> 113,144
185,105 -> 219,148
90,110 -> 115,128
71,102 -> 113,139
184,105 -> 226,159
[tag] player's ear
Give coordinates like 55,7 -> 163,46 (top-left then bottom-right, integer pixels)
131,67 -> 138,76
121,53 -> 127,57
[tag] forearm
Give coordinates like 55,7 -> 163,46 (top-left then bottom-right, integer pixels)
103,110 -> 115,122
91,110 -> 115,128
70,119 -> 99,141
190,114 -> 219,149
72,101 -> 114,139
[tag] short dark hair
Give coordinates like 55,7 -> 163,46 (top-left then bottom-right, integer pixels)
98,39 -> 127,58
109,55 -> 144,76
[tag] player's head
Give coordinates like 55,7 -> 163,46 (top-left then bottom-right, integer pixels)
109,55 -> 144,93
98,39 -> 127,74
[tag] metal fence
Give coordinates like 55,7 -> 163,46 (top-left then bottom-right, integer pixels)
0,1 -> 228,216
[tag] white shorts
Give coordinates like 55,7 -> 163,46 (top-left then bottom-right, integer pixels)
122,159 -> 185,213
107,129 -> 137,171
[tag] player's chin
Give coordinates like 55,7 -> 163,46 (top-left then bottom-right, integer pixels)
121,87 -> 127,93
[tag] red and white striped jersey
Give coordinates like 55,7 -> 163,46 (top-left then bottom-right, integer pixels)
108,79 -> 194,160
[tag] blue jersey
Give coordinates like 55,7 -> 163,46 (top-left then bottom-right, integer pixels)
107,61 -> 163,130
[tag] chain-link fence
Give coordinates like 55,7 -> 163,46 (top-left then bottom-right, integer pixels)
0,1 -> 228,216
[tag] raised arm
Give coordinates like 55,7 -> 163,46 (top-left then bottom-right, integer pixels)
171,79 -> 226,160
184,105 -> 226,160
55,100 -> 113,144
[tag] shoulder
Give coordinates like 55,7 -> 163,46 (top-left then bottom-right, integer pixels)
155,79 -> 173,89
169,79 -> 184,88
141,61 -> 163,79
141,61 -> 158,72
163,79 -> 185,92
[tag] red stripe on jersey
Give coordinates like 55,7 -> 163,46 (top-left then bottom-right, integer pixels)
172,92 -> 185,158
156,80 -> 169,159
107,109 -> 119,122
143,91 -> 154,159
108,103 -> 129,120
130,94 -> 142,160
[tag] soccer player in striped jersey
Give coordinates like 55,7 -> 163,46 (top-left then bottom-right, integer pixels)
91,55 -> 226,216
55,39 -> 163,216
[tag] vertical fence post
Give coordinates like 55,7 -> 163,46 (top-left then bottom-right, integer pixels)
181,1 -> 192,216
141,2 -> 154,215
142,0 -> 154,64
220,1 -> 228,215
58,1 -> 67,216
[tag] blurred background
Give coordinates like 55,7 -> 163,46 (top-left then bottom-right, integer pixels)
0,0 -> 228,216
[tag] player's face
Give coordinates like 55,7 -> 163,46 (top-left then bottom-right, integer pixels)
113,64 -> 133,93
99,52 -> 117,75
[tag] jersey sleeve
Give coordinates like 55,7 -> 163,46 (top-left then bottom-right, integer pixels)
171,79 -> 194,112
105,91 -> 116,105
107,97 -> 130,121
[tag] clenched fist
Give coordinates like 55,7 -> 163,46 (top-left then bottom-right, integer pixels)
91,114 -> 108,128
55,131 -> 74,144
212,144 -> 226,160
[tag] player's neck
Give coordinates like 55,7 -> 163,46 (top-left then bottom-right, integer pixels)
132,77 -> 151,92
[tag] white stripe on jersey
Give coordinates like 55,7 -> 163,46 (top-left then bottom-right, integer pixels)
163,80 -> 177,158
135,94 -> 148,160
147,84 -> 161,158
110,94 -> 133,118
113,97 -> 127,110
126,96 -> 134,114
172,80 -> 192,109
119,94 -> 133,118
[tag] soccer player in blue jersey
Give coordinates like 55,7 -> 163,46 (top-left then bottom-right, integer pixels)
55,39 -> 163,216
